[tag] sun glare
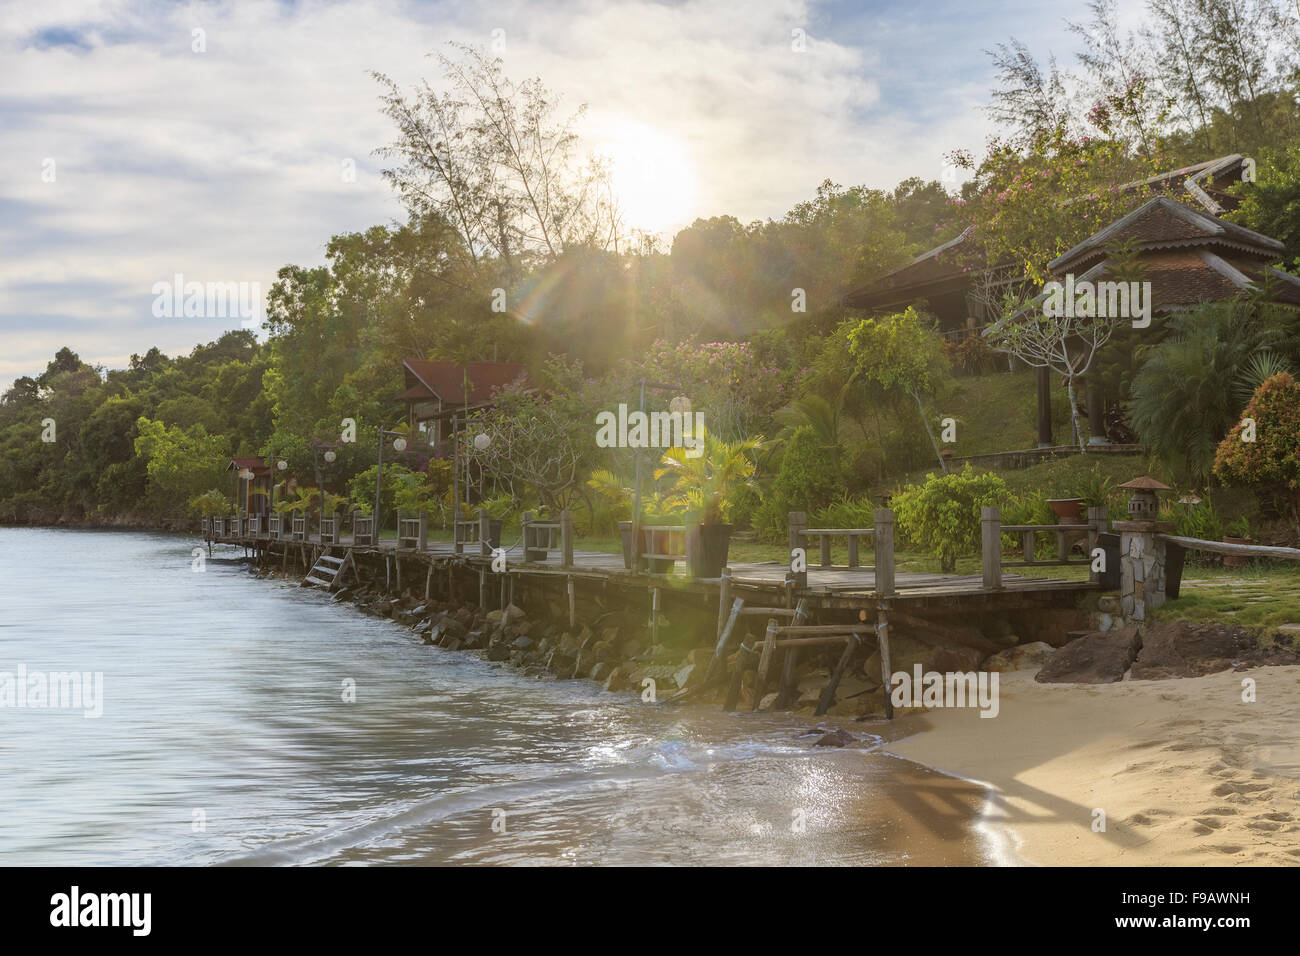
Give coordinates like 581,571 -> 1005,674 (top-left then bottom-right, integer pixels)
598,122 -> 697,236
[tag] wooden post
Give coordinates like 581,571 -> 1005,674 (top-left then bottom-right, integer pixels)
873,509 -> 896,597
981,506 -> 1002,591
776,644 -> 799,710
479,508 -> 491,557
878,605 -> 894,719
561,509 -> 574,568
752,618 -> 779,711
847,534 -> 859,569
424,560 -> 433,600
651,587 -> 661,646
521,511 -> 534,562
724,644 -> 754,712
819,533 -> 831,568
815,633 -> 861,717
351,510 -> 360,546
705,597 -> 744,685
479,569 -> 487,611
567,575 -> 576,630
1087,506 -> 1107,584
716,567 -> 732,641
396,555 -> 402,593
788,511 -> 808,589
417,509 -> 428,551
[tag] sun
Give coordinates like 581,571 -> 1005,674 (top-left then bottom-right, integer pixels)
597,122 -> 697,236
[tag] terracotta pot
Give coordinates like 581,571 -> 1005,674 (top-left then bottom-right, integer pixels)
1046,498 -> 1085,524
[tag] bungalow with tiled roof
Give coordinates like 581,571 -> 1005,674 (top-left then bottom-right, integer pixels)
843,155 -> 1292,447
399,359 -> 528,447
226,456 -> 272,515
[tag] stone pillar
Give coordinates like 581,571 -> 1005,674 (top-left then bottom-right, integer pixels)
1113,520 -> 1171,623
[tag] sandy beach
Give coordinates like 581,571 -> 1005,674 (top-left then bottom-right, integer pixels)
888,666 -> 1300,866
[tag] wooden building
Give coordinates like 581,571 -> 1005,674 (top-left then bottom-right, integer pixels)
227,456 -> 272,515
842,154 -> 1290,446
399,359 -> 528,447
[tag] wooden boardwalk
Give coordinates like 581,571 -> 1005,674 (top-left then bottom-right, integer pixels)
204,525 -> 1098,611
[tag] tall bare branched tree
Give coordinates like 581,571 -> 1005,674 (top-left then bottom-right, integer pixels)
373,43 -> 623,286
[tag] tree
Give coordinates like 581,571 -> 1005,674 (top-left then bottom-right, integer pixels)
891,466 -> 1010,573
374,43 -> 622,281
1214,371 -> 1300,536
846,308 -> 952,471
1228,145 -> 1300,270
132,417 -> 229,510
461,359 -> 597,514
1130,300 -> 1287,483
654,423 -> 762,525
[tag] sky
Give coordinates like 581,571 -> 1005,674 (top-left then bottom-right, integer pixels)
0,0 -> 1108,391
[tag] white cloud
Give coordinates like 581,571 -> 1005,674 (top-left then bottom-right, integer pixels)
0,0 -> 1100,391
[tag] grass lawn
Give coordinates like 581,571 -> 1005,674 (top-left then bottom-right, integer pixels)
1154,563 -> 1300,628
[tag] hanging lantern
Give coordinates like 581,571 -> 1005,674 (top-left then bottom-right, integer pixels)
393,437 -> 407,453
323,449 -> 336,463
473,432 -> 492,451
276,460 -> 287,471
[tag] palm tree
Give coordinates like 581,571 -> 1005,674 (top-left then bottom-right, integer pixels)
654,424 -> 764,525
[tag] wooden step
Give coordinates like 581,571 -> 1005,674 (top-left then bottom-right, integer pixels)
317,555 -> 344,565
303,574 -> 333,587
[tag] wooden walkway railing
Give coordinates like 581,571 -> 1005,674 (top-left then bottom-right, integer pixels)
1156,534 -> 1300,562
521,510 -> 573,565
397,512 -> 427,551
981,505 -> 1108,590
454,509 -> 498,556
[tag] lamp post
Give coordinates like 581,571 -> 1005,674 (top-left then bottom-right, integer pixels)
375,427 -> 414,540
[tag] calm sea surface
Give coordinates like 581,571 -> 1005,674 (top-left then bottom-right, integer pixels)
0,528 -> 992,866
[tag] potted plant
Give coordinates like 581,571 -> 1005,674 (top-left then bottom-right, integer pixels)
1223,516 -> 1252,568
655,426 -> 763,579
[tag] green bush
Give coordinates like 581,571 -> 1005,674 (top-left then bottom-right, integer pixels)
813,494 -> 877,530
891,465 -> 1010,572
188,488 -> 229,517
772,425 -> 840,511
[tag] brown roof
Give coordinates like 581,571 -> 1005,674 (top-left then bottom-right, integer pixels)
1049,196 -> 1285,275
1060,249 -> 1300,311
844,155 -> 1253,311
402,359 -> 527,406
227,456 -> 269,476
1118,476 -> 1172,490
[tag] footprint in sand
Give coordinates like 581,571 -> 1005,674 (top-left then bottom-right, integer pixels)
1212,781 -> 1270,796
1193,817 -> 1226,830
1247,820 -> 1282,832
1212,844 -> 1245,854
1201,806 -> 1239,816
1120,760 -> 1158,774
1259,811 -> 1293,821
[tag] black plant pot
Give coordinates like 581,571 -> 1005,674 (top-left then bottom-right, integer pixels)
687,523 -> 732,579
